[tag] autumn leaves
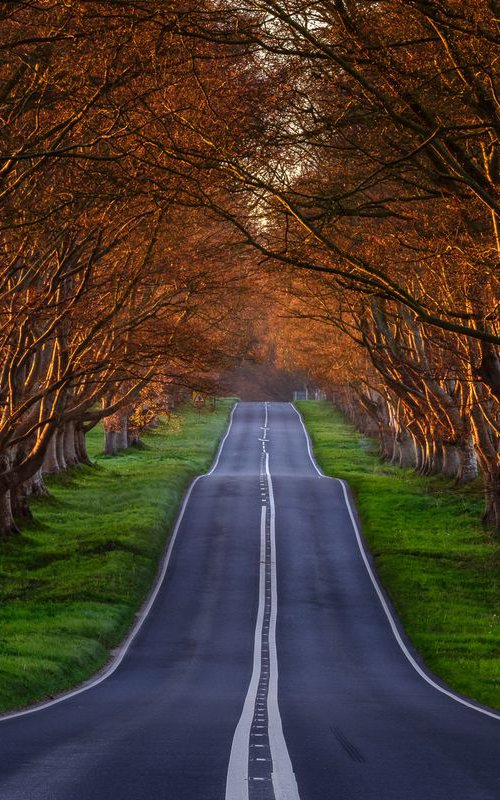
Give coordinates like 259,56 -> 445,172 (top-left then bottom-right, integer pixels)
0,3 -> 250,535
1,1 -> 500,532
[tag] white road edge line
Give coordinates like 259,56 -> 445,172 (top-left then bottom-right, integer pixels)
290,402 -> 500,723
0,402 -> 239,723
225,505 -> 268,800
288,403 -> 323,478
265,450 -> 301,800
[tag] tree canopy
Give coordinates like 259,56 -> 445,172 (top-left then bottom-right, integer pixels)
1,0 -> 500,531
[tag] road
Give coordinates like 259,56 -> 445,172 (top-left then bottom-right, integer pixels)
1,402 -> 499,800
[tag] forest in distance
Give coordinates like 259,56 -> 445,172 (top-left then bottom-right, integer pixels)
1,1 -> 500,535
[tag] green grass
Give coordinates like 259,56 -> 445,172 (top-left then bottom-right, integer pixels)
0,400 -> 234,713
297,401 -> 500,710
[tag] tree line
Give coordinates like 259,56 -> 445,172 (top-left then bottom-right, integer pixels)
0,2 -> 255,536
168,0 -> 500,529
1,1 -> 500,532
215,0 -> 499,529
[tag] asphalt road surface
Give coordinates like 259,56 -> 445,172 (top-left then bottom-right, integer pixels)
1,402 -> 500,800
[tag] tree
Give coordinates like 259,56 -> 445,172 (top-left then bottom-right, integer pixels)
0,3 -> 257,535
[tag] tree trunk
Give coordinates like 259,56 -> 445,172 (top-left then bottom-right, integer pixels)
116,413 -> 128,451
43,433 -> 60,474
429,439 -> 443,475
391,439 -> 401,465
418,438 -> 433,475
104,430 -> 117,456
455,437 -> 478,485
389,430 -> 402,465
10,481 -> 32,521
483,470 -> 500,532
75,424 -> 92,465
441,445 -> 461,478
0,489 -> 17,538
63,421 -> 78,467
29,469 -> 48,496
56,427 -> 67,472
378,425 -> 393,461
8,445 -> 33,521
398,434 -> 417,468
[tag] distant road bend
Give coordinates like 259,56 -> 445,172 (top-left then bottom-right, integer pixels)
1,402 -> 500,800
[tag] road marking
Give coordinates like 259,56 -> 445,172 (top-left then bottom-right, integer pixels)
338,478 -> 500,722
225,505 -> 268,800
226,406 -> 300,800
206,402 -> 240,476
288,403 -> 324,478
0,403 -> 240,723
291,402 -> 500,722
265,450 -> 301,799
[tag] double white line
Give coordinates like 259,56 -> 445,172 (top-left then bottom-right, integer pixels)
264,451 -> 301,799
225,408 -> 300,800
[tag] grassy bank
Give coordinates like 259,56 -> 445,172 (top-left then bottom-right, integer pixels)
0,400 -> 234,713
297,401 -> 500,710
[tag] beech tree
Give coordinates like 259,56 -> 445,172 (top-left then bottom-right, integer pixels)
270,271 -> 500,524
0,193 -> 252,535
2,0 -> 500,532
173,0 -> 499,338
0,2 -> 256,536
161,0 -> 500,528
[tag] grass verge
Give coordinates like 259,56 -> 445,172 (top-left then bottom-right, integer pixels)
0,400 -> 234,713
297,400 -> 500,711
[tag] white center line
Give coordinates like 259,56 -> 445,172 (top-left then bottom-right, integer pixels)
224,505 -> 268,800
225,405 -> 300,800
265,450 -> 301,800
